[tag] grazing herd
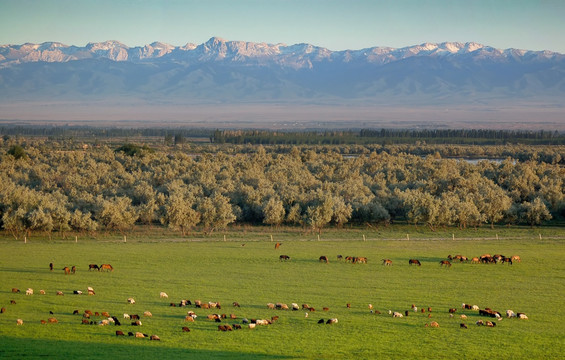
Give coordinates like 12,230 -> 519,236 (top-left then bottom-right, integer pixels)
448,254 -> 520,265
276,252 -> 521,268
49,263 -> 115,274
2,247 -> 527,344
5,274 -> 530,342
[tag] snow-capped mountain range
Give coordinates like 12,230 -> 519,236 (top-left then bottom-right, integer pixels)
1,37 -> 561,67
0,37 -> 564,107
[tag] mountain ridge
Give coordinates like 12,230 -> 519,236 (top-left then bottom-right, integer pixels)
0,37 -> 564,122
1,37 -> 563,68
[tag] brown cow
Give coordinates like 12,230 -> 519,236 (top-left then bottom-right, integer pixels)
62,267 -> 70,275
319,256 -> 329,263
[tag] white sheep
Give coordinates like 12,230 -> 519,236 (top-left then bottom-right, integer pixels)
159,292 -> 168,298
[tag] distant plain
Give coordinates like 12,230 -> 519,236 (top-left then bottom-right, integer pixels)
2,103 -> 564,131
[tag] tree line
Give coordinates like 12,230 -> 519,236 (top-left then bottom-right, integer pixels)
212,129 -> 565,145
0,137 -> 563,239
2,125 -> 563,145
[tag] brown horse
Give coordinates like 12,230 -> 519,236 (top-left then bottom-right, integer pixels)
62,267 -> 71,275
274,242 -> 281,249
279,255 -> 290,261
382,259 -> 393,266
319,256 -> 329,263
88,264 -> 100,271
409,259 -> 421,266
100,264 -> 113,272
440,260 -> 452,267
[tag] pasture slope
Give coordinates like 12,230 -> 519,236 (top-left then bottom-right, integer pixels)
1,237 -> 564,359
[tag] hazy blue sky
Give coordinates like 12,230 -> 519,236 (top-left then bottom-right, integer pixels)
1,0 -> 564,52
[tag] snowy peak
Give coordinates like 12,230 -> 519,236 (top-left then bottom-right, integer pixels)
0,38 -> 563,68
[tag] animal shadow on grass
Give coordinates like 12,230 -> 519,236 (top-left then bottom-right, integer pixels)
1,267 -> 45,274
1,336 -> 293,359
407,257 -> 448,264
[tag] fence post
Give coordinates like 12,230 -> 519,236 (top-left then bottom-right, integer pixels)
406,234 -> 409,240
363,234 -> 366,241
75,236 -> 78,243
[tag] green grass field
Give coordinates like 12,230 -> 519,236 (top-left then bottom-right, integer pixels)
1,233 -> 564,359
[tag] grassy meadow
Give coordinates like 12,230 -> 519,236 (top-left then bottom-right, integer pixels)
1,230 -> 564,359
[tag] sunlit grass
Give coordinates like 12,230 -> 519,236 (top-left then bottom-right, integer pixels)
1,234 -> 564,359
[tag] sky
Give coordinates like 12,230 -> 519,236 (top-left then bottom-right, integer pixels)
1,0 -> 564,53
